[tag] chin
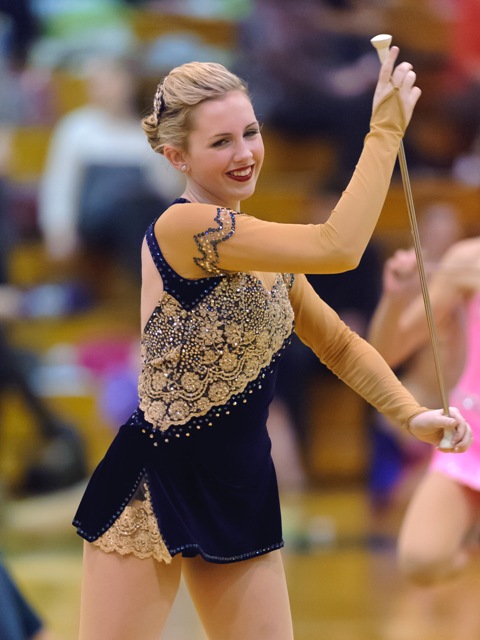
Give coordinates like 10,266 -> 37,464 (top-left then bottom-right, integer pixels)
238,181 -> 258,201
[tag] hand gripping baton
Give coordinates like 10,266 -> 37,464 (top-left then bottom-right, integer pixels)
371,34 -> 454,449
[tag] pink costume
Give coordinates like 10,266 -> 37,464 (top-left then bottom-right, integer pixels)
430,293 -> 480,489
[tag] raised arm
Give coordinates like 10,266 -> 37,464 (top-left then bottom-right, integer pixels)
369,239 -> 476,368
367,248 -> 425,368
157,49 -> 421,278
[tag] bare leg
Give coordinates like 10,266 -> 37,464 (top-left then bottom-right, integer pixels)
182,550 -> 294,640
32,631 -> 54,640
268,398 -> 307,493
79,543 -> 182,640
398,471 -> 480,585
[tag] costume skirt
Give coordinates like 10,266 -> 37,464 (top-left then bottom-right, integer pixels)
73,384 -> 284,564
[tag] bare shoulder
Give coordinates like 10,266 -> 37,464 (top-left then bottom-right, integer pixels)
438,236 -> 480,293
442,237 -> 480,266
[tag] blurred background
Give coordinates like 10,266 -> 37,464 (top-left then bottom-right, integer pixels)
1,1 -> 480,638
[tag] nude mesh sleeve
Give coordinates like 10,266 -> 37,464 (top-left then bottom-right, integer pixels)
290,274 -> 428,430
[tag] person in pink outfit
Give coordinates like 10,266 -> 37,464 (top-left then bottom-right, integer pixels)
369,231 -> 480,585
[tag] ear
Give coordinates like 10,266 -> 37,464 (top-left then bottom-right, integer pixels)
163,145 -> 186,172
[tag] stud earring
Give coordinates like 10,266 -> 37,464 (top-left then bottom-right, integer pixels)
181,164 -> 187,173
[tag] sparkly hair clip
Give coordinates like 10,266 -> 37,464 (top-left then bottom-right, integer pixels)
152,82 -> 166,126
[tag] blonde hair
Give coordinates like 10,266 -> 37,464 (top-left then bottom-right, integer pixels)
141,61 -> 249,155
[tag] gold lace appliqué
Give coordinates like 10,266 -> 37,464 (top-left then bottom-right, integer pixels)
138,272 -> 294,431
92,481 -> 172,564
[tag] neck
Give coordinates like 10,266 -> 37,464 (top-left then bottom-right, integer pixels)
182,187 -> 240,211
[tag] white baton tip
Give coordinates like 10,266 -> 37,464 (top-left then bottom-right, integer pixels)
370,34 -> 393,62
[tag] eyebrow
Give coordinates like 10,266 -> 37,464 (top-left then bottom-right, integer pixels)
208,121 -> 259,140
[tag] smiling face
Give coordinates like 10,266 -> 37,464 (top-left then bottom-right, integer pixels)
179,90 -> 264,210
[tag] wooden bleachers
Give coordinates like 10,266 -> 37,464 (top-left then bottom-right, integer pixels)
7,126 -> 52,184
377,178 -> 480,258
5,5 -> 480,486
132,10 -> 237,48
382,1 -> 452,56
51,71 -> 89,116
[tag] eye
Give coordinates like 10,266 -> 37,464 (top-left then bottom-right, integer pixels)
244,128 -> 260,138
211,138 -> 229,148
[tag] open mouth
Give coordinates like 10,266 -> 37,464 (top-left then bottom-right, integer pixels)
226,165 -> 254,182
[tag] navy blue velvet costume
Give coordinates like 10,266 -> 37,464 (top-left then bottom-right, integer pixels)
73,89 -> 432,562
73,199 -> 295,563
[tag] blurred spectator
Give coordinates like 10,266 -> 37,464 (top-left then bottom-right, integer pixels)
143,31 -> 233,77
0,261 -> 87,499
402,0 -> 480,178
235,0 -> 386,181
38,55 -> 183,290
0,141 -> 88,496
368,200 -> 465,508
0,0 -> 37,68
29,0 -> 137,72
0,0 -> 87,496
447,0 -> 480,186
0,559 -> 51,640
448,0 -> 480,84
0,0 -> 55,126
135,0 -> 252,19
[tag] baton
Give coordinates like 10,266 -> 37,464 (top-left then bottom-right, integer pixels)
371,34 -> 454,449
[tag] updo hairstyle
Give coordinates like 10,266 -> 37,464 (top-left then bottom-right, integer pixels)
141,61 -> 249,156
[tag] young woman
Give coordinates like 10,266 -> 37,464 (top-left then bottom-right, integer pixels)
73,50 -> 471,639
369,235 -> 480,586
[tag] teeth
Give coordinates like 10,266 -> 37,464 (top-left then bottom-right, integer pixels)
230,168 -> 251,177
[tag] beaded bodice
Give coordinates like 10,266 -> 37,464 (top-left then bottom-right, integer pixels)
138,205 -> 295,432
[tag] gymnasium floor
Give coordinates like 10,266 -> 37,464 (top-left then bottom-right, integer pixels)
2,483 -> 480,640
3,244 -> 480,640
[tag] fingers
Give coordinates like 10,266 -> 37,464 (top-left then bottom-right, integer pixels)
379,51 -> 416,92
375,49 -> 421,124
453,425 -> 473,452
400,70 -> 422,104
448,406 -> 464,422
378,45 -> 399,83
438,407 -> 473,453
391,61 -> 414,89
386,249 -> 417,278
392,63 -> 421,101
449,407 -> 473,453
440,424 -> 473,453
398,73 -> 422,114
408,408 -> 473,452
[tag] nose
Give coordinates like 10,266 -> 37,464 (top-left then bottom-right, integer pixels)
233,138 -> 254,163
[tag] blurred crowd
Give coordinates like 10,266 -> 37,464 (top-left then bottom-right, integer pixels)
0,0 -> 479,498
1,0 -> 479,244
0,3 -> 479,635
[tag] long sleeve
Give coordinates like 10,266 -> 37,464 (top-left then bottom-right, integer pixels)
290,274 -> 428,430
157,87 -> 406,279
